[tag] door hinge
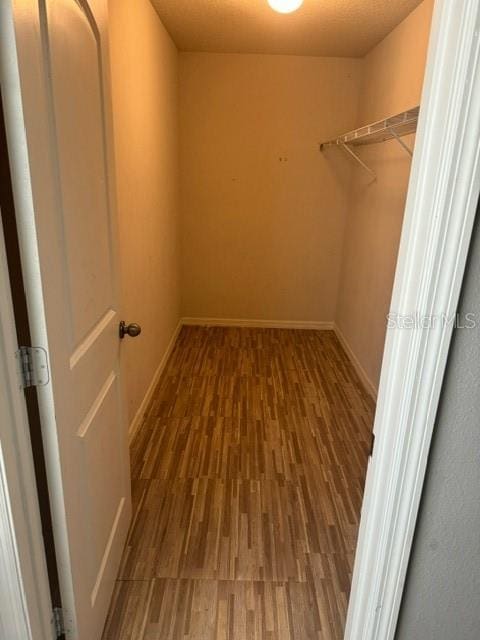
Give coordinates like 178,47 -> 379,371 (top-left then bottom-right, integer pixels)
15,346 -> 50,389
52,607 -> 65,638
369,432 -> 376,457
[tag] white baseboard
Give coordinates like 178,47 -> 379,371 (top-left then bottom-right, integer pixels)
334,323 -> 377,401
127,319 -> 182,443
181,317 -> 334,330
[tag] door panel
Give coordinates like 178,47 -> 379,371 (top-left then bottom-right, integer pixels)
47,0 -> 115,344
78,372 -> 124,606
7,0 -> 131,638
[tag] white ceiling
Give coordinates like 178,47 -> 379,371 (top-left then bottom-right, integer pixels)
150,0 -> 423,58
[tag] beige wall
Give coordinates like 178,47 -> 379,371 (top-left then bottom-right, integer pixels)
179,53 -> 362,322
336,0 -> 434,392
107,0 -> 432,418
109,0 -> 180,427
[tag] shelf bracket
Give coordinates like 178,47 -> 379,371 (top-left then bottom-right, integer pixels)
388,128 -> 413,157
339,143 -> 377,179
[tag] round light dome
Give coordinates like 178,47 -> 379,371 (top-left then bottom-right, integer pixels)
268,0 -> 304,14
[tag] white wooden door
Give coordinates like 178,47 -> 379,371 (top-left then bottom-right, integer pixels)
5,1 -> 131,638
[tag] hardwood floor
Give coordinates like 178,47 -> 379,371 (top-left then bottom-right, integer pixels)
102,326 -> 374,640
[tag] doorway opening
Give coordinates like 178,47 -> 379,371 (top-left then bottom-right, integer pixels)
99,2 -> 435,637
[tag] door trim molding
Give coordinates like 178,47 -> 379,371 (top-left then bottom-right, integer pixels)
0,458 -> 32,640
0,5 -> 54,639
345,1 -> 480,638
0,214 -> 52,640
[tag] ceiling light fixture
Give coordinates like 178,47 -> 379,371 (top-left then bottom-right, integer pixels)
267,0 -> 304,14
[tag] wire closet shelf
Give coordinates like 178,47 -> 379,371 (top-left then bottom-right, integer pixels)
319,105 -> 420,178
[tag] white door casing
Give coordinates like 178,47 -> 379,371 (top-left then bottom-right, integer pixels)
345,0 -> 480,638
3,1 -> 131,638
0,208 -> 53,640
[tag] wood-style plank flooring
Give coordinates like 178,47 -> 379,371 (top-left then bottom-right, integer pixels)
102,326 -> 374,640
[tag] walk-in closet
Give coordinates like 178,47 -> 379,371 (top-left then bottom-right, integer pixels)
0,1 -> 436,639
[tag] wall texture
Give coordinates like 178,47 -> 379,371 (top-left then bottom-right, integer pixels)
396,208 -> 480,640
179,53 -> 362,323
109,0 -> 180,427
107,0 -> 432,423
335,0 -> 434,392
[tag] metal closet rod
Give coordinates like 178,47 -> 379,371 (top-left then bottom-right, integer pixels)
319,105 -> 419,178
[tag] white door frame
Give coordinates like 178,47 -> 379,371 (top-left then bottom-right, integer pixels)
0,209 -> 53,639
1,0 -> 480,639
0,3 -> 59,639
345,0 -> 480,638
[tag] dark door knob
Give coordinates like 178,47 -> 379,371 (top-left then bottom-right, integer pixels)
119,321 -> 142,339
